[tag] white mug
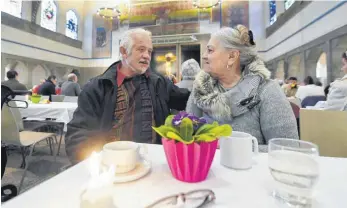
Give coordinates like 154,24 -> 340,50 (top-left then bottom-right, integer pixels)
102,141 -> 147,173
220,131 -> 258,170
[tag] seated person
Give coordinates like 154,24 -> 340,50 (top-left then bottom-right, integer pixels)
186,25 -> 298,146
61,74 -> 81,96
65,28 -> 190,164
38,75 -> 57,101
295,76 -> 324,101
176,59 -> 201,92
1,70 -> 27,91
324,51 -> 347,111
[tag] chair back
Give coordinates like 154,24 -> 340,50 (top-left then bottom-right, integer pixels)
51,95 -> 65,102
289,102 -> 300,119
301,96 -> 326,108
1,105 -> 22,146
63,96 -> 78,103
300,109 -> 347,157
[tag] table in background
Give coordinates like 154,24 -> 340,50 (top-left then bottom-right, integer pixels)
17,102 -> 78,131
2,145 -> 347,208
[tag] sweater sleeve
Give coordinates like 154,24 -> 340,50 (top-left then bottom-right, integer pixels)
185,88 -> 203,117
75,83 -> 82,96
259,81 -> 299,143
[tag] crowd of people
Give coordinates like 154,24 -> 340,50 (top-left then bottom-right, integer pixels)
280,52 -> 347,111
1,71 -> 82,101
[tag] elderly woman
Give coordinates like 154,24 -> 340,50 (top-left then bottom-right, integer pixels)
324,51 -> 347,111
176,59 -> 201,91
186,25 -> 299,145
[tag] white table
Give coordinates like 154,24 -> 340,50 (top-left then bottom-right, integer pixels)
17,102 -> 77,131
3,145 -> 347,208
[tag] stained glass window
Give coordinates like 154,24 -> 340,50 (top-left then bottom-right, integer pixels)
66,10 -> 78,40
40,0 -> 57,32
2,0 -> 22,18
269,0 -> 277,25
285,0 -> 295,10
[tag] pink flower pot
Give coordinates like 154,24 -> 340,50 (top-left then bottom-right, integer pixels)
162,138 -> 218,183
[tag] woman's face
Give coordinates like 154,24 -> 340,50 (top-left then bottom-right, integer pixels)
341,57 -> 347,74
202,37 -> 231,78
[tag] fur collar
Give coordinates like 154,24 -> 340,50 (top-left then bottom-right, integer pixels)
191,64 -> 270,121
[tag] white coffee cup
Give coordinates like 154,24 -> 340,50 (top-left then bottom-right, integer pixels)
102,141 -> 147,173
220,131 -> 258,170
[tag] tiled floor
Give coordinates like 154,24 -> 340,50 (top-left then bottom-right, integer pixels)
2,138 -> 71,195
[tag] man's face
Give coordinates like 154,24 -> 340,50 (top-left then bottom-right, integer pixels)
52,78 -> 57,85
122,33 -> 153,75
288,79 -> 297,85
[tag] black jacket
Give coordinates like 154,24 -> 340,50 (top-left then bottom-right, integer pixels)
38,80 -> 56,100
65,61 -> 190,164
1,79 -> 27,91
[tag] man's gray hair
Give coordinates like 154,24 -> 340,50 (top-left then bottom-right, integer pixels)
212,25 -> 270,79
67,73 -> 77,81
119,28 -> 152,59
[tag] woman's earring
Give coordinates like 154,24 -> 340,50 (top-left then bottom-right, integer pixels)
227,65 -> 231,70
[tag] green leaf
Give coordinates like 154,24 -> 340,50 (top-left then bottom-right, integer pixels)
195,122 -> 218,135
167,132 -> 193,144
178,117 -> 194,142
209,125 -> 232,137
165,115 -> 175,126
194,133 -> 217,142
152,126 -> 179,138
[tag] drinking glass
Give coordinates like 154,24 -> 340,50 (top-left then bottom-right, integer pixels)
268,138 -> 319,207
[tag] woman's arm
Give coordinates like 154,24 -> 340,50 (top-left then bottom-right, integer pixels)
185,89 -> 203,117
259,81 -> 299,144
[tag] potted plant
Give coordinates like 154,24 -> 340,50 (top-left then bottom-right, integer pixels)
153,112 -> 232,183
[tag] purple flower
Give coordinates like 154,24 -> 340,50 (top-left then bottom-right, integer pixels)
172,112 -> 188,126
172,112 -> 207,127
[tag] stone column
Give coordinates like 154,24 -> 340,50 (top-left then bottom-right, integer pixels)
324,41 -> 333,84
283,57 -> 289,80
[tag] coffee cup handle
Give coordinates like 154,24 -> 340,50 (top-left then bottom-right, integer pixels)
138,144 -> 151,165
252,137 -> 259,155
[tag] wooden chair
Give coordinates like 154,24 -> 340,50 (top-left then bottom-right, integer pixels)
1,103 -> 57,192
300,109 -> 347,157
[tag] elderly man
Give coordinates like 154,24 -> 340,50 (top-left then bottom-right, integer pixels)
65,28 -> 190,164
61,73 -> 81,96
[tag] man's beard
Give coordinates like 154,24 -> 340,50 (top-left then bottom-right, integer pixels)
125,58 -> 148,75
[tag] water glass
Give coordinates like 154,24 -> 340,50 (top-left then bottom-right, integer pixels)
268,138 -> 319,207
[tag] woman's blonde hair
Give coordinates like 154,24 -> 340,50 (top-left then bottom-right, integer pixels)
212,25 -> 271,79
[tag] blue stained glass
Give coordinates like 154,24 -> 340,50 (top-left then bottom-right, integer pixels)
269,0 -> 277,25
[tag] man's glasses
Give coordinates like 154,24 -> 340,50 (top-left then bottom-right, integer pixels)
145,189 -> 215,208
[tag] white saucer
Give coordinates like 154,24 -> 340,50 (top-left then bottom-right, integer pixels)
101,160 -> 151,183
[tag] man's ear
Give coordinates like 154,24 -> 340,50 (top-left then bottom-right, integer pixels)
120,46 -> 127,59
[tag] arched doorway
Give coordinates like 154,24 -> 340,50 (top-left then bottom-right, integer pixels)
316,52 -> 327,86
32,65 -> 48,86
12,61 -> 29,85
305,46 -> 324,78
288,54 -> 302,81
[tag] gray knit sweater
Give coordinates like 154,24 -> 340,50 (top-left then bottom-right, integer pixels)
186,71 -> 299,145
